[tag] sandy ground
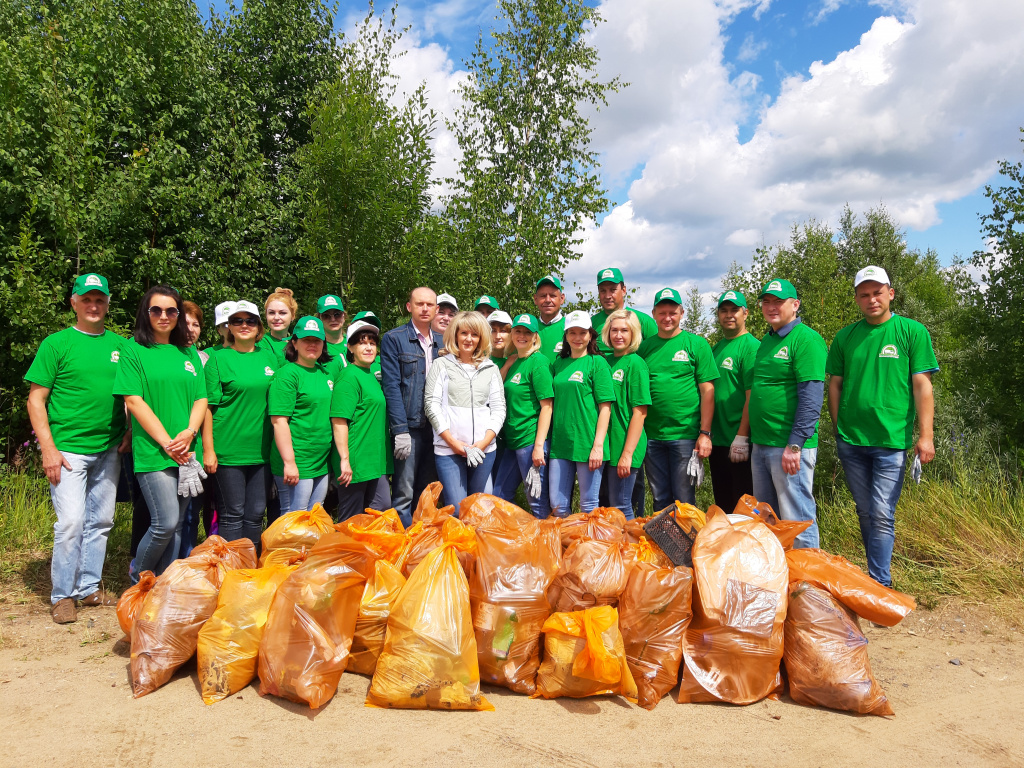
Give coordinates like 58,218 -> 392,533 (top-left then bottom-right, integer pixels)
0,599 -> 1021,768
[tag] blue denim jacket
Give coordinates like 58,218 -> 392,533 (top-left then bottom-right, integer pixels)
380,320 -> 443,434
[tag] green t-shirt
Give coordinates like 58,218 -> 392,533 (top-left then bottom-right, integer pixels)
502,353 -> 555,449
258,334 -> 291,365
24,327 -> 128,454
749,321 -> 828,448
826,314 -> 938,450
204,346 -> 278,466
268,362 -> 334,479
711,333 -> 761,446
550,354 -> 614,462
607,354 -> 652,468
329,363 -> 389,483
112,340 -> 207,472
537,316 -> 566,362
592,308 -> 658,358
637,331 -> 719,441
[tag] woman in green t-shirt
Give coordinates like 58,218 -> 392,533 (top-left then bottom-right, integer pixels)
114,286 -> 208,581
330,321 -> 392,522
269,316 -> 334,515
261,287 -> 297,364
548,310 -> 613,517
488,311 -> 514,370
601,309 -> 652,520
204,300 -> 277,547
492,314 -> 553,518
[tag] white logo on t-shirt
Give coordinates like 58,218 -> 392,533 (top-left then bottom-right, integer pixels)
85,275 -> 102,287
879,344 -> 900,359
510,372 -> 522,384
374,370 -> 382,383
554,341 -> 564,353
303,319 -> 319,331
264,366 -> 275,376
110,351 -> 120,363
721,356 -> 734,370
327,379 -> 334,391
768,280 -> 783,292
568,370 -> 585,383
672,350 -> 690,362
774,346 -> 789,360
184,361 -> 197,376
612,369 -> 625,382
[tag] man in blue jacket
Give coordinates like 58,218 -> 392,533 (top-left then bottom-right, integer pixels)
381,287 -> 443,525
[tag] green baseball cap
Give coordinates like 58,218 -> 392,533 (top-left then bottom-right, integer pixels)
474,295 -> 499,310
317,294 -> 344,313
717,290 -> 747,308
293,316 -> 326,340
352,310 -> 381,329
73,273 -> 109,296
597,267 -> 624,285
535,275 -> 563,291
511,313 -> 539,333
759,279 -> 798,300
654,286 -> 682,305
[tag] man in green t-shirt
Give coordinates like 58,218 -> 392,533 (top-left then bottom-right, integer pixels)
709,290 -> 760,514
827,266 -> 938,587
591,267 -> 658,358
533,275 -> 566,362
637,287 -> 718,509
749,279 -> 827,549
25,273 -> 129,624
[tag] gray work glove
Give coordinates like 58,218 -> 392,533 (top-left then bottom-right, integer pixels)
393,432 -> 412,461
465,445 -> 485,468
729,435 -> 750,463
910,453 -> 922,484
524,465 -> 543,499
686,449 -> 704,488
177,456 -> 208,498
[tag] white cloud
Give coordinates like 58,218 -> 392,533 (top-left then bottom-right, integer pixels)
737,33 -> 767,63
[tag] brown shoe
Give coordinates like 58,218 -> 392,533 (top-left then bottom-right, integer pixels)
80,589 -> 118,607
51,598 -> 77,624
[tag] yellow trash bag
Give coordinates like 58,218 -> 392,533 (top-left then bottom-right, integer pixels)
348,560 -> 407,676
534,606 -> 638,701
366,529 -> 492,711
259,505 -> 334,563
197,560 -> 299,704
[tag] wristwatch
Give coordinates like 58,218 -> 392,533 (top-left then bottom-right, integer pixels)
787,443 -> 801,454
699,430 -> 712,438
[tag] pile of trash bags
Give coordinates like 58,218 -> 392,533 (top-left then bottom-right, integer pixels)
116,489 -> 912,717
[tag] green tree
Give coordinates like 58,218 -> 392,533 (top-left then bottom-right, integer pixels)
681,285 -> 713,338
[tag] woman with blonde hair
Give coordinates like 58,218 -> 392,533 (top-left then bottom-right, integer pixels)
261,287 -> 298,364
601,309 -> 651,520
424,311 -> 507,509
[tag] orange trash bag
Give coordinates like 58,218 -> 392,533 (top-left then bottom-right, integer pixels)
471,516 -> 562,694
618,562 -> 693,710
259,505 -> 334,562
558,508 -> 627,550
366,527 -> 492,710
534,606 -> 638,701
784,581 -> 894,716
257,532 -> 377,709
547,539 -> 629,613
197,558 -> 300,704
339,507 -> 404,533
786,548 -> 915,627
130,551 -> 227,698
190,534 -> 257,570
732,495 -> 812,550
459,493 -> 535,529
678,505 -> 789,705
116,571 -> 157,639
344,515 -> 414,570
403,483 -> 459,576
348,559 -> 407,676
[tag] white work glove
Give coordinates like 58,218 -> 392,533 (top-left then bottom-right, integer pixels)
729,435 -> 750,463
177,456 -> 208,498
465,445 -> 485,468
524,465 -> 543,499
686,449 -> 704,488
910,453 -> 922,484
393,432 -> 412,461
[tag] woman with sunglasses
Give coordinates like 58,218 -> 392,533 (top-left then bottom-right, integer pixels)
203,301 -> 278,547
269,316 -> 334,514
114,286 -> 207,580
260,287 -> 297,364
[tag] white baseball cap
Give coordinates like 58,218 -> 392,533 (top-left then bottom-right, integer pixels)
346,320 -> 379,342
214,301 -> 237,326
230,300 -> 261,320
854,265 -> 891,288
437,293 -> 459,310
488,310 -> 513,326
564,310 -> 592,331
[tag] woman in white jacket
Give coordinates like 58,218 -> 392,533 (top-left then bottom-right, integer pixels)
424,311 -> 507,509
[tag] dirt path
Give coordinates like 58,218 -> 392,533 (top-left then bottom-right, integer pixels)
1,600 -> 1021,768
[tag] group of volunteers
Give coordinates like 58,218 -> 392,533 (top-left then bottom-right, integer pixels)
26,263 -> 937,624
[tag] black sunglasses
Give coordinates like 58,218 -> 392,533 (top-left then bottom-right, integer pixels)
148,306 -> 179,318
229,317 -> 259,327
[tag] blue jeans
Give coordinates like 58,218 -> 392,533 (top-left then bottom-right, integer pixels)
135,468 -> 190,579
48,448 -> 120,603
548,459 -> 603,518
645,438 -> 696,510
215,464 -> 269,548
274,474 -> 329,516
750,444 -> 819,549
392,427 -> 438,527
835,439 -> 907,587
435,451 -> 496,512
606,466 -> 638,520
492,442 -> 551,519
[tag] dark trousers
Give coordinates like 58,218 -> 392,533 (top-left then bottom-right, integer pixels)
599,464 -> 648,517
335,476 -> 392,523
213,464 -> 269,549
708,444 -> 754,515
